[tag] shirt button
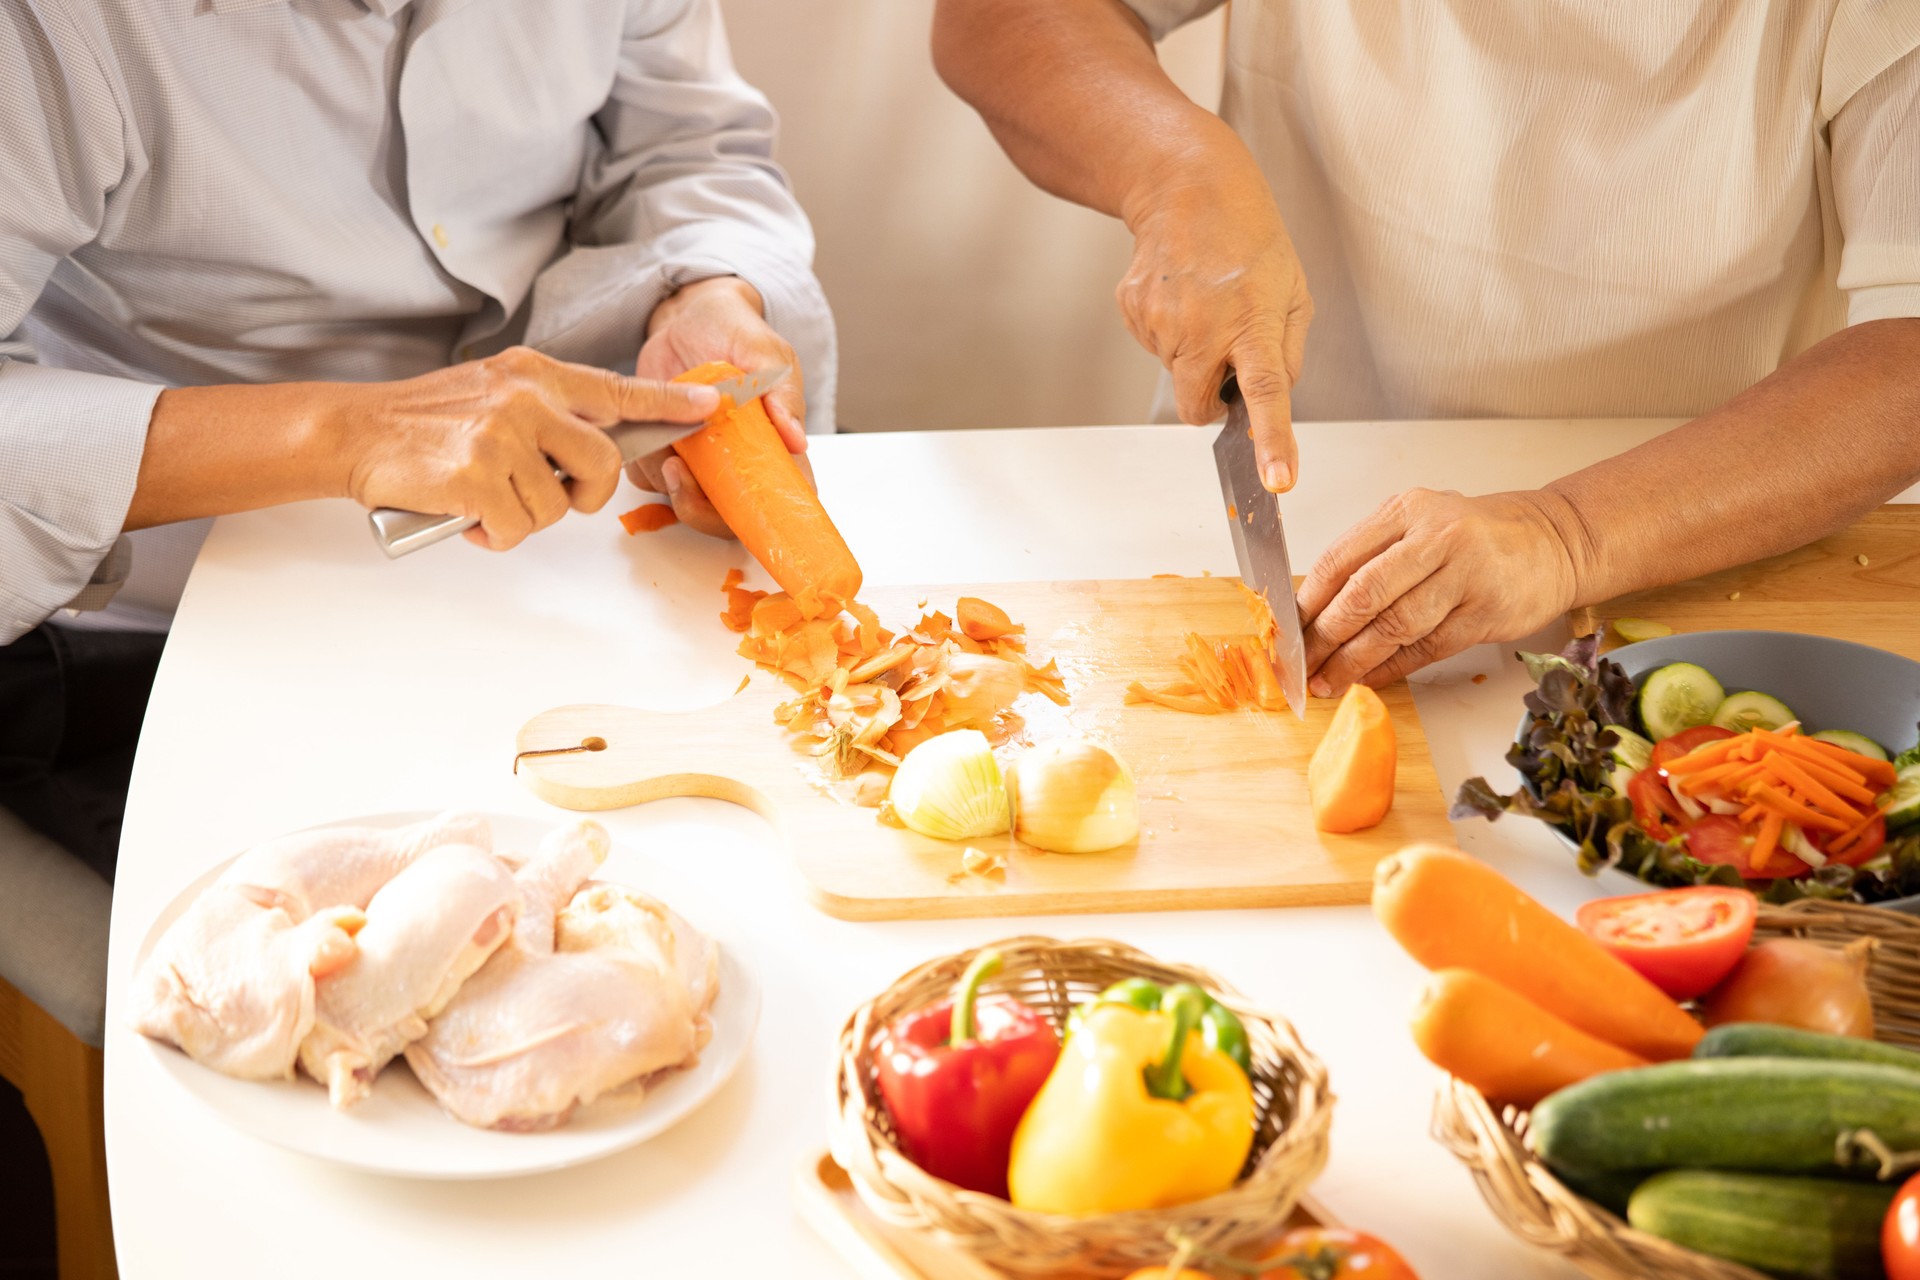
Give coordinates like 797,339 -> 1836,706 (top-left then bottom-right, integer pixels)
432,223 -> 450,248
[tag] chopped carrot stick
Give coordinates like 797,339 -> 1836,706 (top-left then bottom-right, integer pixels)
1748,810 -> 1785,875
1794,735 -> 1898,787
1827,805 -> 1886,856
1759,755 -> 1864,822
1125,682 -> 1224,714
1779,755 -> 1880,804
1663,739 -> 1746,774
1751,784 -> 1851,833
1739,802 -> 1767,824
1672,759 -> 1753,796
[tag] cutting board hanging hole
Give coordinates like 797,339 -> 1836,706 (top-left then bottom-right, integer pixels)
513,735 -> 608,774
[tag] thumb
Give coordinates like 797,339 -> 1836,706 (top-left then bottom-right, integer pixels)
1229,343 -> 1299,494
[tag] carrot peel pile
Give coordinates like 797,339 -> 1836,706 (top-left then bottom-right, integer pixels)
719,571 -> 1068,779
1124,582 -> 1289,714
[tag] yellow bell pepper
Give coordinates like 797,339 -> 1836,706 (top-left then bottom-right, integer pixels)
1007,984 -> 1254,1215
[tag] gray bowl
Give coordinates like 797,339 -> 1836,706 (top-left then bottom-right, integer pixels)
1531,629 -> 1920,914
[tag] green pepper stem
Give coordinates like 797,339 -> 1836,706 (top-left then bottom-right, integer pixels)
1144,986 -> 1207,1100
949,949 -> 1004,1045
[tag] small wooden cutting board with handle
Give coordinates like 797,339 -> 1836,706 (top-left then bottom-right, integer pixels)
514,577 -> 1450,920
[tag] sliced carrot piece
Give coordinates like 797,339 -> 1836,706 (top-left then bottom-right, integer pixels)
1827,805 -> 1886,856
1125,682 -> 1224,714
1748,810 -> 1785,875
1776,755 -> 1880,805
1758,754 -> 1864,822
618,504 -> 678,535
1663,738 -> 1746,774
1309,684 -> 1397,832
1751,784 -> 1851,833
1671,759 -> 1753,796
1795,735 -> 1897,787
955,597 -> 1022,643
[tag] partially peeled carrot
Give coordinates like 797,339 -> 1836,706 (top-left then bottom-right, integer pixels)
670,361 -> 862,619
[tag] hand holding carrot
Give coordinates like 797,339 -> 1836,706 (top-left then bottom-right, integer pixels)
629,275 -> 812,539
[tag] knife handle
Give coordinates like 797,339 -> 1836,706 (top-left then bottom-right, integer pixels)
368,508 -> 480,559
368,461 -> 569,559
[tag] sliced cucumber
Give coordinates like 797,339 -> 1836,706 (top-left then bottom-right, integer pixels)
1808,729 -> 1888,762
1604,725 -> 1654,773
1710,690 -> 1795,734
1884,763 -> 1920,833
1611,617 -> 1672,643
1636,663 -> 1725,740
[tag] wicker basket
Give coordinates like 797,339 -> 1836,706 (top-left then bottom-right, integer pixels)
830,936 -> 1334,1278
1433,901 -> 1920,1280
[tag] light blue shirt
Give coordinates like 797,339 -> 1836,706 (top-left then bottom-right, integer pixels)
0,0 -> 836,642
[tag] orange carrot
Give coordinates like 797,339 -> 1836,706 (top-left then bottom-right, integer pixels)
1671,759 -> 1752,796
671,362 -> 861,619
1751,784 -> 1850,833
617,503 -> 677,535
1759,754 -> 1862,820
1124,682 -> 1223,714
1309,684 -> 1397,832
1793,734 -> 1897,786
1782,756 -> 1880,804
1373,844 -> 1703,1061
1749,810 -> 1785,875
955,597 -> 1022,643
1410,969 -> 1649,1106
1828,805 -> 1886,856
1664,738 -> 1746,774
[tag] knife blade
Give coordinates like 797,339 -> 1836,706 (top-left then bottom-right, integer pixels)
368,364 -> 790,559
1212,374 -> 1308,718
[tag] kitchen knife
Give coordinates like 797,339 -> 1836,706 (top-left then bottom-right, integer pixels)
1212,374 -> 1309,718
368,364 -> 790,559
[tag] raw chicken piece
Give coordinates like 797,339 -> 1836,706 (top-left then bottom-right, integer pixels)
407,821 -> 712,1131
299,845 -> 518,1109
556,884 -> 719,1045
130,812 -> 492,1080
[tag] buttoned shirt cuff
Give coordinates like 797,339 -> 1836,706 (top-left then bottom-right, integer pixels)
0,361 -> 162,644
1847,283 -> 1920,326
523,229 -> 839,431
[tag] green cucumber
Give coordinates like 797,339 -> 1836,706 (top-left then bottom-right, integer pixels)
1694,1024 -> 1920,1075
1530,1058 -> 1920,1179
1605,724 -> 1655,773
1637,663 -> 1725,740
1627,1171 -> 1895,1280
1810,730 -> 1889,762
1884,763 -> 1920,832
1710,689 -> 1796,734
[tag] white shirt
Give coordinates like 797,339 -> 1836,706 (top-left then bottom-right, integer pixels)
1124,0 -> 1920,422
0,0 -> 835,644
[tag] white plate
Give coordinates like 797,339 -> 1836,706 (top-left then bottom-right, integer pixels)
125,811 -> 760,1179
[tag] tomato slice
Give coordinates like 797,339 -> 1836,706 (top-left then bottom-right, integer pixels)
1887,1172 -> 1920,1280
1576,886 -> 1758,1000
1627,766 -> 1688,836
1651,725 -> 1739,770
1825,813 -> 1887,868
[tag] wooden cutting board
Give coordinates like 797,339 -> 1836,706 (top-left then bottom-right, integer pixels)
514,578 -> 1449,920
1577,506 -> 1920,658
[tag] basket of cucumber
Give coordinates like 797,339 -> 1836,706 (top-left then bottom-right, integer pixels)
1434,900 -> 1920,1280
1455,629 -> 1920,910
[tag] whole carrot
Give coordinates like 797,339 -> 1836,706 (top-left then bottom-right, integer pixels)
1412,968 -> 1648,1106
1373,844 -> 1702,1061
671,361 -> 862,619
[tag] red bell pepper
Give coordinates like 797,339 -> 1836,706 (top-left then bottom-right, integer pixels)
873,948 -> 1060,1198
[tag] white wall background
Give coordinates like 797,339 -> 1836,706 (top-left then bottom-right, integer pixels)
724,2 -> 1226,432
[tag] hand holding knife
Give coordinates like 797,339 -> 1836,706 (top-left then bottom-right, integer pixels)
368,364 -> 789,558
1213,372 -> 1310,717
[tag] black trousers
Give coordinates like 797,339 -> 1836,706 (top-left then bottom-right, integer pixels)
0,624 -> 166,883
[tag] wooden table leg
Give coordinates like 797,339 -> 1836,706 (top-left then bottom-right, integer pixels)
0,976 -> 117,1280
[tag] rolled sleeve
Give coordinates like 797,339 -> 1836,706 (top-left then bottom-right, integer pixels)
1119,0 -> 1226,42
523,0 -> 837,428
1829,38 -> 1920,326
1,3 -> 164,643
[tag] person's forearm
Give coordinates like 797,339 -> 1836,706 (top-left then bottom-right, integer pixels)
1541,318 -> 1920,606
931,0 -> 1249,227
125,382 -> 347,529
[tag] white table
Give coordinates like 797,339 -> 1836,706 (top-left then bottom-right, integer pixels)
109,417 -> 1767,1280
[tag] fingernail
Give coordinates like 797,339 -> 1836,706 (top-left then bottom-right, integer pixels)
1264,460 -> 1293,492
1309,677 -> 1333,698
683,385 -> 721,412
661,458 -> 685,493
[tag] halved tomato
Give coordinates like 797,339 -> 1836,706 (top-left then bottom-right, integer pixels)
1651,725 -> 1739,770
1627,767 -> 1687,836
1886,1171 -> 1920,1280
1576,886 -> 1758,1000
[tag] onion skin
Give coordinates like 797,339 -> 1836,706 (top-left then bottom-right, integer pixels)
1700,937 -> 1877,1039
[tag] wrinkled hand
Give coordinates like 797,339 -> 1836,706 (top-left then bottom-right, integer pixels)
1298,489 -> 1588,695
1119,158 -> 1312,492
338,346 -> 719,550
626,275 -> 812,539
